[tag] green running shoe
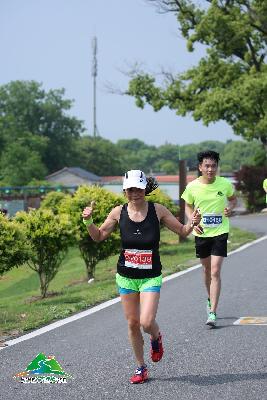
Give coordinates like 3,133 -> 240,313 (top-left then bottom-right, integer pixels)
206,311 -> 217,327
206,298 -> 211,316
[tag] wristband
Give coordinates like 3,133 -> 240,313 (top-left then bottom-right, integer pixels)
83,217 -> 93,226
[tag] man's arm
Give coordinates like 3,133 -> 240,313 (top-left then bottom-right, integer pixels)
224,195 -> 237,217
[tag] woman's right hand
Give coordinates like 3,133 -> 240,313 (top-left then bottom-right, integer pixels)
191,208 -> 203,234
82,201 -> 95,220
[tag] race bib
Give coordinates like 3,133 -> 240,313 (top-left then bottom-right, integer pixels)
202,213 -> 223,228
124,249 -> 152,270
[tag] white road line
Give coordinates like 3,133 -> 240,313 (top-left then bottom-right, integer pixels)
2,234 -> 267,350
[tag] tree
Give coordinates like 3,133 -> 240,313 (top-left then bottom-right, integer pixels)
116,139 -> 160,173
117,138 -> 152,152
77,136 -> 125,176
155,160 -> 177,174
15,209 -> 73,298
156,144 -> 180,171
0,80 -> 84,177
220,140 -> 263,171
0,213 -> 31,276
235,165 -> 267,211
127,1 -> 267,155
60,185 -> 125,280
0,143 -> 47,185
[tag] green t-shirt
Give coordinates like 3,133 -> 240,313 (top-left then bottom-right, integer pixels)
181,176 -> 235,237
263,178 -> 267,203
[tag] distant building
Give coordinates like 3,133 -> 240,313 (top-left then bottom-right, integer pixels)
46,167 -> 101,186
101,174 -> 196,185
101,174 -> 197,203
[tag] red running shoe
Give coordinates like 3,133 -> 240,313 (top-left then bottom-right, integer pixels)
130,365 -> 149,384
150,332 -> 164,362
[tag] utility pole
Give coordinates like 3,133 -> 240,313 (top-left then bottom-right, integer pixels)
91,36 -> 99,137
179,159 -> 187,242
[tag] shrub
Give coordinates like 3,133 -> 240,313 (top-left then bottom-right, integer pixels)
60,185 -> 125,280
146,188 -> 179,216
15,209 -> 73,297
0,213 -> 31,276
235,165 -> 267,212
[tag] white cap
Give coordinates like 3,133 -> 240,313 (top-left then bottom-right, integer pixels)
123,170 -> 147,190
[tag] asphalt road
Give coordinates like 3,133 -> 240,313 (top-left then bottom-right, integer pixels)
1,214 -> 267,400
231,212 -> 267,236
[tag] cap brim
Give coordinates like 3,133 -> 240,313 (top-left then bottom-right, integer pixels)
123,179 -> 147,190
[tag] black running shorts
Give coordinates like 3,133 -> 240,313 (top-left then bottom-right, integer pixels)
195,233 -> 228,259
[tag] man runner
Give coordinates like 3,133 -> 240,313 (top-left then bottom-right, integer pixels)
181,151 -> 237,327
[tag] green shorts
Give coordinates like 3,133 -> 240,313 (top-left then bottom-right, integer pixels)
116,273 -> 162,295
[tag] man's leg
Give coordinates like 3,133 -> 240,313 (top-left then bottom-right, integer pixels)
201,256 -> 211,299
209,255 -> 224,313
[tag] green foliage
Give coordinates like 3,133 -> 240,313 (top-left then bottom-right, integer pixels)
15,209 -> 73,297
0,143 -> 47,186
128,1 -> 267,154
156,160 -> 177,174
235,165 -> 267,211
60,185 -> 125,279
77,136 -> 125,176
154,144 -> 180,173
117,138 -> 151,152
0,80 -> 84,184
146,188 -> 179,216
0,213 -> 31,276
220,140 -> 264,171
40,191 -> 70,215
1,77 -> 265,181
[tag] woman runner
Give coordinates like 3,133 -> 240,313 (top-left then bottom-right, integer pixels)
82,169 -> 201,384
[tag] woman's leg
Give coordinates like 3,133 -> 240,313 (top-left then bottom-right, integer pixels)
139,291 -> 160,340
120,293 -> 145,367
140,291 -> 163,362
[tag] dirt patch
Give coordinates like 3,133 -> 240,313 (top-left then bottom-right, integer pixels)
25,291 -> 63,303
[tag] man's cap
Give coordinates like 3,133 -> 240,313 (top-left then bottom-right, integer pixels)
123,170 -> 147,190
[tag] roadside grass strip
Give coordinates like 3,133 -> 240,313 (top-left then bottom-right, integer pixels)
1,234 -> 266,350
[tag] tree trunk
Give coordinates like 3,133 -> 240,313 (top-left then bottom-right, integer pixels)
39,270 -> 48,298
86,262 -> 96,280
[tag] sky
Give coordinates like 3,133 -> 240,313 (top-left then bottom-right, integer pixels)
1,0 -> 238,147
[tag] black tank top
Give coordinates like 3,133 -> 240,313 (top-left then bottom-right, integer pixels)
117,202 -> 161,278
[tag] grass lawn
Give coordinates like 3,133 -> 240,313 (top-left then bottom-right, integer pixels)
0,227 -> 256,339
